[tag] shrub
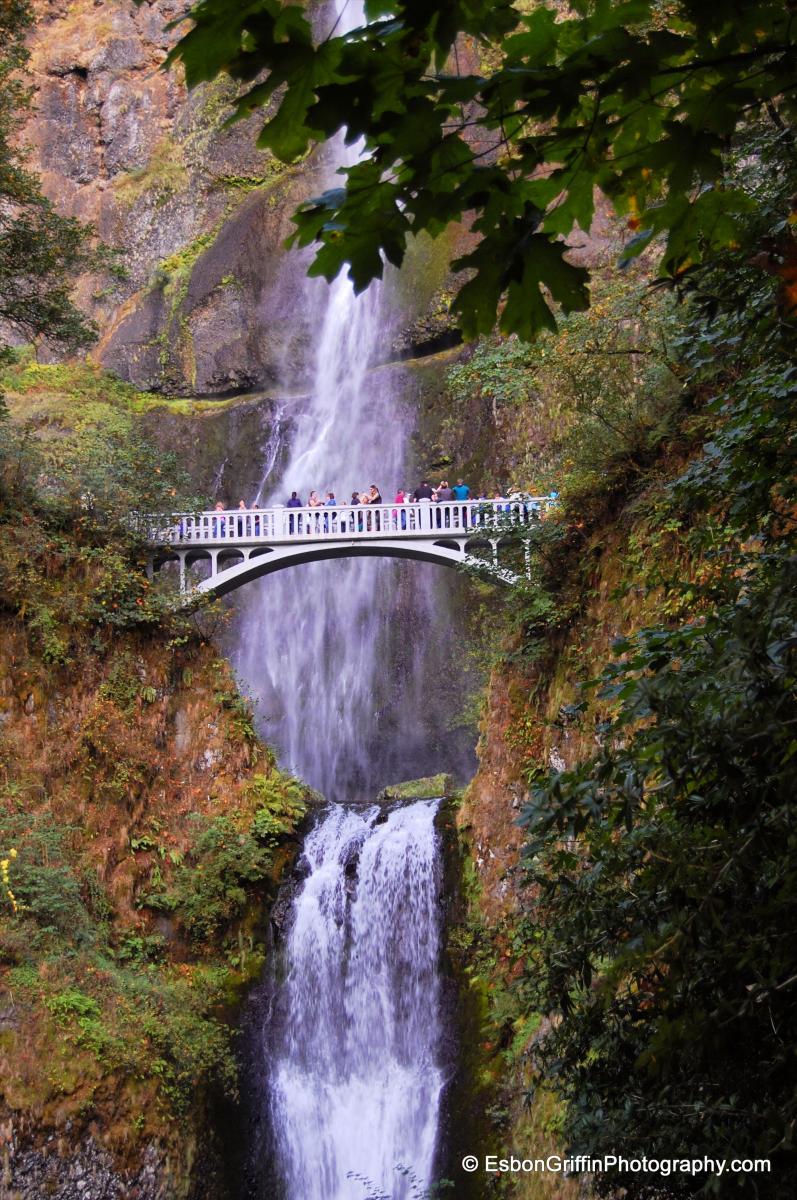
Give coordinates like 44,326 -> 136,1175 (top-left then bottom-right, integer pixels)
169,815 -> 273,941
248,773 -> 307,843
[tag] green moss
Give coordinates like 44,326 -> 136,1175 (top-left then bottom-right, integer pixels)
215,169 -> 288,193
113,135 -> 189,208
158,228 -> 219,282
0,355 -> 248,423
377,773 -> 453,801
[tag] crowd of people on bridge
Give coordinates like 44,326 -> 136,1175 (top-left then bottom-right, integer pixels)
205,478 -> 557,539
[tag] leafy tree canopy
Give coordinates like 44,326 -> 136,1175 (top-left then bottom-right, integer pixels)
166,0 -> 797,337
512,124 -> 797,1195
0,1 -> 97,359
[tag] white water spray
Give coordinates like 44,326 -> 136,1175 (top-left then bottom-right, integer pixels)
231,0 -> 454,798
266,802 -> 445,1199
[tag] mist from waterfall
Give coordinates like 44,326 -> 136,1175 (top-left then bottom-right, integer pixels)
230,1 -> 469,800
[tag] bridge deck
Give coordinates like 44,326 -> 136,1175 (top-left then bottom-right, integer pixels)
152,498 -> 552,549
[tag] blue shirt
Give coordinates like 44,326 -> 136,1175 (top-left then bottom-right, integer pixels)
452,484 -> 470,500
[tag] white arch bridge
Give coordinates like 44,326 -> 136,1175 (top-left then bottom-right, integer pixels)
146,498 -> 554,597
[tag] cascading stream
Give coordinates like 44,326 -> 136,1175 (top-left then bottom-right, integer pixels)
230,3 -> 456,1194
230,0 -> 465,800
265,802 -> 445,1200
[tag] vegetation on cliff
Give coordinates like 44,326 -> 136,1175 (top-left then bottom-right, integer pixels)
446,121 -> 797,1197
0,380 -> 309,1157
0,1 -> 99,360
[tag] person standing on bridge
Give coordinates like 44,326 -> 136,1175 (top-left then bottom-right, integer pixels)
324,491 -> 336,533
452,478 -> 471,528
435,480 -> 454,528
350,490 -> 363,533
413,480 -> 433,501
286,490 -> 302,535
212,500 -> 226,538
307,490 -> 322,535
360,486 -> 373,532
393,488 -> 406,531
368,485 -> 383,530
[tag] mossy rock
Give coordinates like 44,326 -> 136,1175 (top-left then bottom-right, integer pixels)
377,773 -> 454,802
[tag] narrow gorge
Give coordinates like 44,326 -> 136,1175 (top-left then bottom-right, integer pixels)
1,3 -> 795,1200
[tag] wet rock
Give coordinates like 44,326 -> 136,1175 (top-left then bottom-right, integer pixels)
270,881 -> 301,937
4,1129 -> 165,1200
377,773 -> 453,802
293,854 -> 311,880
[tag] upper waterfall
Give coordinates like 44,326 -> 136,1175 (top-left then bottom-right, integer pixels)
228,0 -> 474,799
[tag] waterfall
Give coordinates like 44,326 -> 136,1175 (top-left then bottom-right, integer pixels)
229,1 -> 470,799
229,3 -> 456,1193
260,801 -> 445,1199
232,262 -> 413,797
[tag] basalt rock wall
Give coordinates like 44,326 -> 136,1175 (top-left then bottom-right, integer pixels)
25,0 -> 326,395
24,1 -> 467,398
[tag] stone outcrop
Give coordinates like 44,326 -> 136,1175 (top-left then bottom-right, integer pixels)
25,0 -> 326,394
23,2 -> 471,397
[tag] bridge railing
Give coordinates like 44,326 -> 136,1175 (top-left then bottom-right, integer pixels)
149,498 -> 555,546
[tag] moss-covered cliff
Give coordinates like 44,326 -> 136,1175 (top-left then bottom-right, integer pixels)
0,380 -> 314,1198
438,147 -> 797,1193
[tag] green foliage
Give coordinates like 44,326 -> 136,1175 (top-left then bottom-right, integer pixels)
214,687 -> 259,745
0,812 -> 94,943
249,773 -> 308,842
166,0 -> 796,338
516,144 -> 797,1195
165,814 -> 274,940
0,2 -> 98,354
47,988 -> 102,1023
447,270 -> 684,495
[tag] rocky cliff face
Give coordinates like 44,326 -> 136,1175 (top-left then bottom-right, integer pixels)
26,0 -> 326,395
24,1 -> 464,399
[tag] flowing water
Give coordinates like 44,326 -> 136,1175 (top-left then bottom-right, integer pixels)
230,112 -> 471,796
229,2 -> 458,1193
232,260 -> 414,797
257,802 -> 445,1200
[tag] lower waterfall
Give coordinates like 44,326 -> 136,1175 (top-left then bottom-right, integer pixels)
245,800 -> 446,1199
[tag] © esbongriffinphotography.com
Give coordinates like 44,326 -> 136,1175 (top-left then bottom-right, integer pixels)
0,2 -> 795,1199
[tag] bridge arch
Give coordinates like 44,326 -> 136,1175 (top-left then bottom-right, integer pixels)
167,537 -> 510,598
146,498 -> 551,596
